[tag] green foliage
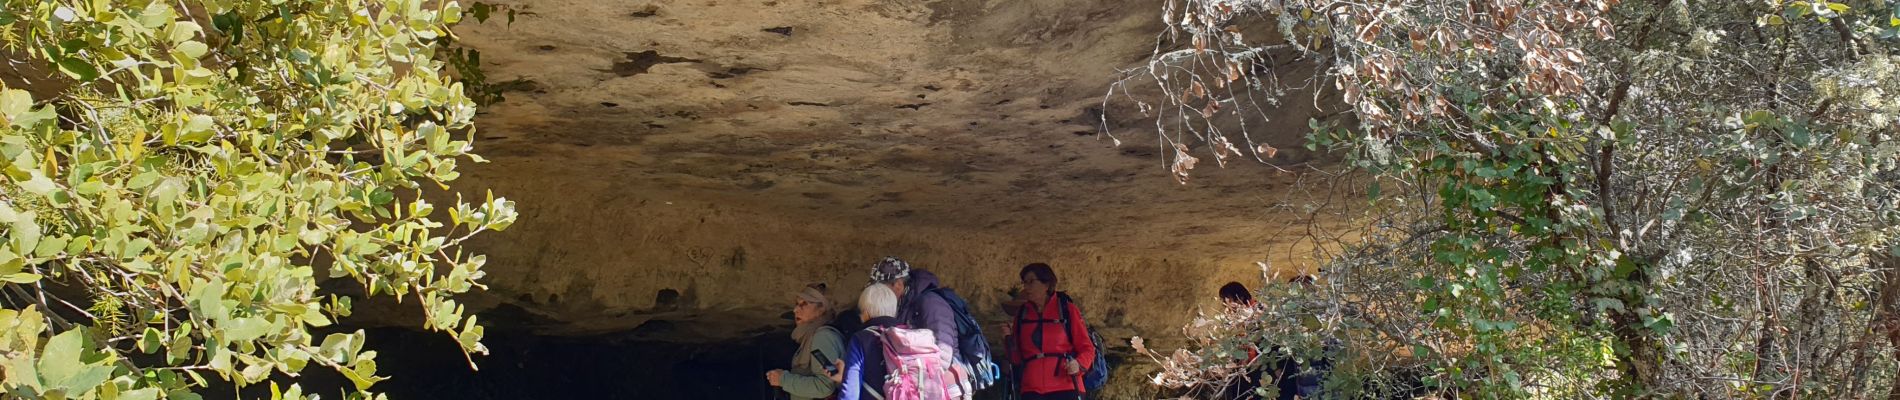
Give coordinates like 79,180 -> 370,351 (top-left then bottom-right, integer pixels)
1131,0 -> 1900,397
0,0 -> 515,398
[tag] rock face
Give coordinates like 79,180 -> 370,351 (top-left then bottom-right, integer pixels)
426,0 -> 1345,347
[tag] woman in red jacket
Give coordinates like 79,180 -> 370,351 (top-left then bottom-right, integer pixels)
1005,263 -> 1095,400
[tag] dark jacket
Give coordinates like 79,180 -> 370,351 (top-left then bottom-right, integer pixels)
1265,342 -> 1333,400
1009,292 -> 1096,395
899,269 -> 960,356
840,316 -> 901,400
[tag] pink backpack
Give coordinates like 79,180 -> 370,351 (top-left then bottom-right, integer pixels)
868,325 -> 960,400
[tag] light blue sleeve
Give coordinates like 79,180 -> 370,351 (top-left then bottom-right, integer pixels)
840,339 -> 865,400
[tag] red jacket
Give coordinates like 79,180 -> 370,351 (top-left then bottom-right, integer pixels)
1009,292 -> 1096,394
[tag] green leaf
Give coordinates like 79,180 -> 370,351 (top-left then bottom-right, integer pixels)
168,21 -> 202,43
9,213 -> 41,253
225,317 -> 271,342
57,57 -> 100,81
119,388 -> 161,400
444,2 -> 464,24
183,114 -> 215,143
177,40 -> 208,59
0,355 -> 39,391
62,359 -> 114,395
0,89 -> 33,118
1593,298 -> 1626,312
0,273 -> 42,283
121,238 -> 153,259
0,250 -> 19,276
19,173 -> 59,196
138,328 -> 163,353
127,171 -> 161,189
303,307 -> 332,328
39,328 -> 86,388
150,178 -> 186,209
33,235 -> 67,258
75,180 -> 108,195
342,359 -> 384,390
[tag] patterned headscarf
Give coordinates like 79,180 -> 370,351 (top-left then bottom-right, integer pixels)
869,256 -> 911,284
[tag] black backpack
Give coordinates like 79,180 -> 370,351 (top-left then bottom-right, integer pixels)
1054,293 -> 1110,392
830,307 -> 864,335
929,287 -> 1002,390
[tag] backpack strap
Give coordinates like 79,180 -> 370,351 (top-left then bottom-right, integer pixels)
1056,292 -> 1076,346
860,327 -> 889,400
872,326 -> 902,361
1055,292 -> 1083,392
1009,301 -> 1035,394
1013,301 -> 1032,360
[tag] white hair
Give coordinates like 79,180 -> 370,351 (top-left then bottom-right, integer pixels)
859,283 -> 899,319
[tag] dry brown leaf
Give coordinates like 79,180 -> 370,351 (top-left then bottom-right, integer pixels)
1257,144 -> 1279,158
1358,21 -> 1382,43
1200,101 -> 1221,118
1171,143 -> 1199,183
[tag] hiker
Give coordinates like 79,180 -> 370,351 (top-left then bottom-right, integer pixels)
767,283 -> 845,400
1217,281 -> 1264,400
869,257 -> 959,356
1003,263 -> 1096,400
871,257 -> 992,397
830,283 -> 902,400
1263,276 -> 1332,400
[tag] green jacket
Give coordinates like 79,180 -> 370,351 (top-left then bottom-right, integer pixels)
784,326 -> 845,400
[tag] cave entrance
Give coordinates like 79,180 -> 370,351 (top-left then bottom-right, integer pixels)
265,325 -> 800,400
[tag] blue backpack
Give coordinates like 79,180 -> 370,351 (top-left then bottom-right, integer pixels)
1054,293 -> 1110,392
930,287 -> 1003,390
